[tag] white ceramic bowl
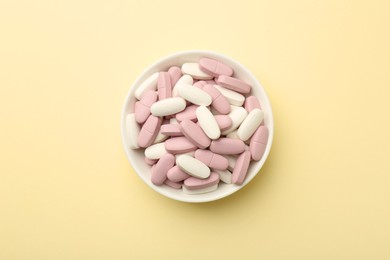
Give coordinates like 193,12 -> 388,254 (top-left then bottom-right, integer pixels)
121,50 -> 274,203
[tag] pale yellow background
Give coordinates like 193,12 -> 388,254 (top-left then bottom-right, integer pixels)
1,0 -> 390,259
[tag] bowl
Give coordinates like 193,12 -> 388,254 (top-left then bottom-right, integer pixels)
121,50 -> 274,203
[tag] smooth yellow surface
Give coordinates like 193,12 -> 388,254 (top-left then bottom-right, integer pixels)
1,0 -> 390,259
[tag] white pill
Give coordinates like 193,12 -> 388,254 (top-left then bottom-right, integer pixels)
226,130 -> 240,139
221,107 -> 248,135
126,114 -> 140,149
196,105 -> 221,140
237,108 -> 264,141
181,63 -> 213,80
153,132 -> 168,144
224,155 -> 237,171
216,170 -> 232,184
151,97 -> 186,116
214,85 -> 245,106
176,154 -> 210,179
182,183 -> 218,194
177,84 -> 212,106
145,143 -> 167,159
134,72 -> 159,100
172,75 -> 193,97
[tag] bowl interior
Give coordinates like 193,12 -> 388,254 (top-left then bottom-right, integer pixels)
121,50 -> 274,203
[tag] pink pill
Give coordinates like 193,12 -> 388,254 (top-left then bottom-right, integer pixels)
193,81 -> 207,89
244,96 -> 261,112
157,72 -> 172,99
214,115 -> 232,131
249,126 -> 268,161
134,90 -> 158,124
217,75 -> 251,94
206,80 -> 216,85
199,58 -> 233,77
145,157 -> 157,166
209,138 -> 246,155
232,151 -> 251,185
184,172 -> 220,190
151,153 -> 175,185
168,66 -> 182,86
160,124 -> 183,136
137,115 -> 162,148
164,179 -> 182,189
167,165 -> 191,182
202,84 -> 231,115
175,105 -> 198,122
180,119 -> 211,149
164,137 -> 197,154
194,149 -> 228,170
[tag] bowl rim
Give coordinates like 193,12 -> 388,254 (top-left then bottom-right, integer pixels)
121,50 -> 274,203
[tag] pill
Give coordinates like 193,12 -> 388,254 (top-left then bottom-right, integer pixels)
202,84 -> 231,114
177,84 -> 212,106
180,119 -> 211,149
135,72 -> 159,100
214,115 -> 232,131
216,169 -> 232,184
175,151 -> 195,159
193,80 -> 207,89
126,114 -> 140,149
237,108 -> 264,141
214,85 -> 245,106
145,157 -> 157,166
157,72 -> 172,100
164,179 -> 182,189
134,90 -> 158,124
172,75 -> 193,96
250,126 -> 269,161
181,63 -> 213,80
164,137 -> 197,154
145,142 -> 167,159
176,154 -> 211,179
194,149 -> 228,170
182,183 -> 218,194
232,151 -> 251,185
153,132 -> 168,144
184,172 -> 220,190
169,118 -> 178,124
167,165 -> 191,182
168,66 -> 182,86
175,105 -> 198,122
151,153 -> 175,185
244,96 -> 261,112
151,97 -> 186,116
217,75 -> 251,94
209,138 -> 246,155
196,105 -> 221,140
137,115 -> 162,148
160,124 -> 183,136
199,58 -> 233,77
226,130 -> 239,139
221,107 -> 248,135
223,155 -> 237,171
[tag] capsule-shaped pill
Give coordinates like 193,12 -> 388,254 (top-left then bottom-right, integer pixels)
199,58 -> 234,77
176,154 -> 211,179
249,126 -> 269,161
151,97 -> 186,117
196,105 -> 221,140
194,149 -> 228,170
181,63 -> 213,80
177,84 -> 212,106
202,84 -> 231,114
167,165 -> 191,182
180,120 -> 211,149
168,66 -> 182,86
175,105 -> 198,122
214,115 -> 232,131
137,115 -> 162,148
164,136 -> 197,154
209,138 -> 246,155
214,85 -> 245,106
217,75 -> 251,94
160,124 -> 183,136
134,90 -> 158,124
144,142 -> 167,160
184,172 -> 220,190
232,151 -> 251,185
151,153 -> 175,185
237,108 -> 264,141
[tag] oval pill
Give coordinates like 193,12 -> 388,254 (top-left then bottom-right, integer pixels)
164,179 -> 182,189
177,84 -> 212,106
216,169 -> 232,184
244,96 -> 261,112
209,138 -> 246,155
184,172 -> 220,190
181,63 -> 213,80
175,105 -> 198,122
180,119 -> 211,149
232,151 -> 251,185
144,157 -> 157,166
176,154 -> 211,179
250,126 -> 269,161
214,85 -> 245,106
199,58 -> 234,77
157,72 -> 172,100
194,149 -> 229,170
151,153 -> 175,185
168,66 -> 182,86
144,142 -> 167,160
134,90 -> 157,124
217,75 -> 251,94
172,75 -> 193,97
150,97 -> 186,116
203,84 -> 231,114
126,113 -> 140,149
221,107 -> 248,135
167,165 -> 191,182
135,72 -> 159,100
164,137 -> 197,154
214,115 -> 232,131
137,115 -> 162,148
196,105 -> 221,140
237,108 -> 264,141
160,124 -> 183,136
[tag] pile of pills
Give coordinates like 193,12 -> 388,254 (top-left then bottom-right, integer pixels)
126,57 -> 269,194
